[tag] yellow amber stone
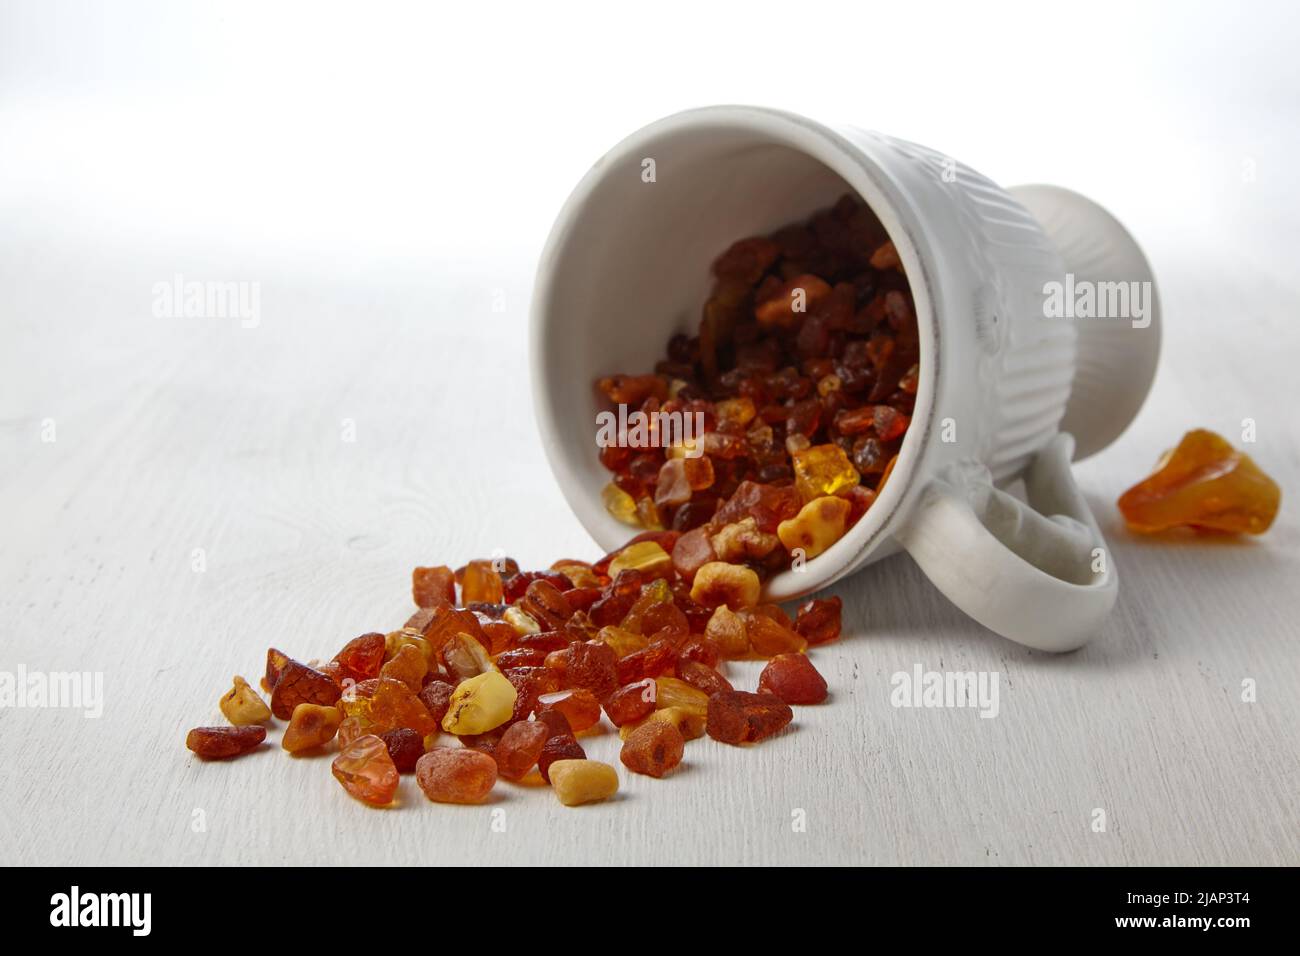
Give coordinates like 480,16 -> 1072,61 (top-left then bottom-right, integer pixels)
441,671 -> 517,735
607,540 -> 672,578
602,483 -> 641,526
792,443 -> 860,501
1118,429 -> 1281,534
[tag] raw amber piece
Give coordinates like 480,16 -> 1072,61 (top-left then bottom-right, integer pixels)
282,703 -> 343,752
442,671 -> 517,735
706,691 -> 793,745
440,631 -> 495,682
616,639 -> 678,684
742,611 -> 808,657
533,708 -> 573,740
340,677 -> 438,737
552,560 -> 601,589
548,759 -> 620,806
336,716 -> 366,748
792,444 -> 860,501
690,562 -> 760,610
794,596 -> 842,645
564,641 -> 620,700
677,636 -> 721,668
776,495 -> 851,559
332,735 -> 399,806
417,679 -> 455,727
379,727 -> 425,773
219,675 -> 271,725
519,579 -> 573,631
654,676 -> 709,718
461,559 -> 505,604
379,643 -> 427,691
603,679 -> 657,727
607,541 -> 672,579
494,720 -> 549,780
537,733 -> 586,783
654,458 -> 693,509
421,606 -> 488,657
710,517 -> 781,563
603,483 -> 641,526
332,632 -> 386,685
597,625 -> 650,658
755,274 -> 832,328
620,720 -> 684,778
537,688 -> 602,733
384,629 -> 432,669
597,373 -> 668,405
676,660 -> 732,697
705,605 -> 750,658
270,660 -> 342,720
412,565 -> 456,608
714,481 -> 802,534
415,748 -> 497,803
758,654 -> 828,704
619,705 -> 706,741
186,725 -> 265,760
263,647 -> 291,694
1118,429 -> 1281,534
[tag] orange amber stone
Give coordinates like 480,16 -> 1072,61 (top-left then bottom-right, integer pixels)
339,677 -> 438,737
412,565 -> 456,608
332,734 -> 399,806
461,559 -> 505,604
1118,430 -> 1281,534
537,688 -> 602,733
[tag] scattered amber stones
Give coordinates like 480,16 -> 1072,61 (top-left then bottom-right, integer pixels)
1118,429 -> 1281,534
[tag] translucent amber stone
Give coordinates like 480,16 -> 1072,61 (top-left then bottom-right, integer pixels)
339,677 -> 438,737
607,541 -> 672,578
602,483 -> 641,526
332,735 -> 399,806
1118,429 -> 1281,534
461,559 -> 505,604
792,444 -> 860,501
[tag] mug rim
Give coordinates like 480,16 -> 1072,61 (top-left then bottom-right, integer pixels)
529,104 -> 943,600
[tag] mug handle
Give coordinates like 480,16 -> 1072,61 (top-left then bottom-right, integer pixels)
894,433 -> 1116,651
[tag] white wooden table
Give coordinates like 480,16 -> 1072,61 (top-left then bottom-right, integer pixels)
1,3 -> 1297,867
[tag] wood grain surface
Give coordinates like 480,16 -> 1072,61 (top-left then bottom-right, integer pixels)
2,216 -> 1295,868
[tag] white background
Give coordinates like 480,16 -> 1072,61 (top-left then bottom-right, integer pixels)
1,0 -> 1296,865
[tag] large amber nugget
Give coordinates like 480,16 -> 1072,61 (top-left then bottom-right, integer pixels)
791,444 -> 860,502
1118,430 -> 1280,534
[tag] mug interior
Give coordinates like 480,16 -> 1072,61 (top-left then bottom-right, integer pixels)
530,107 -> 935,601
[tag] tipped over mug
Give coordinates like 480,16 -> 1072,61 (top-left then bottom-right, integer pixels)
530,105 -> 1161,652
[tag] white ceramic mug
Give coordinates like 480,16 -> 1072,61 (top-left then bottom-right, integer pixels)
530,105 -> 1160,652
